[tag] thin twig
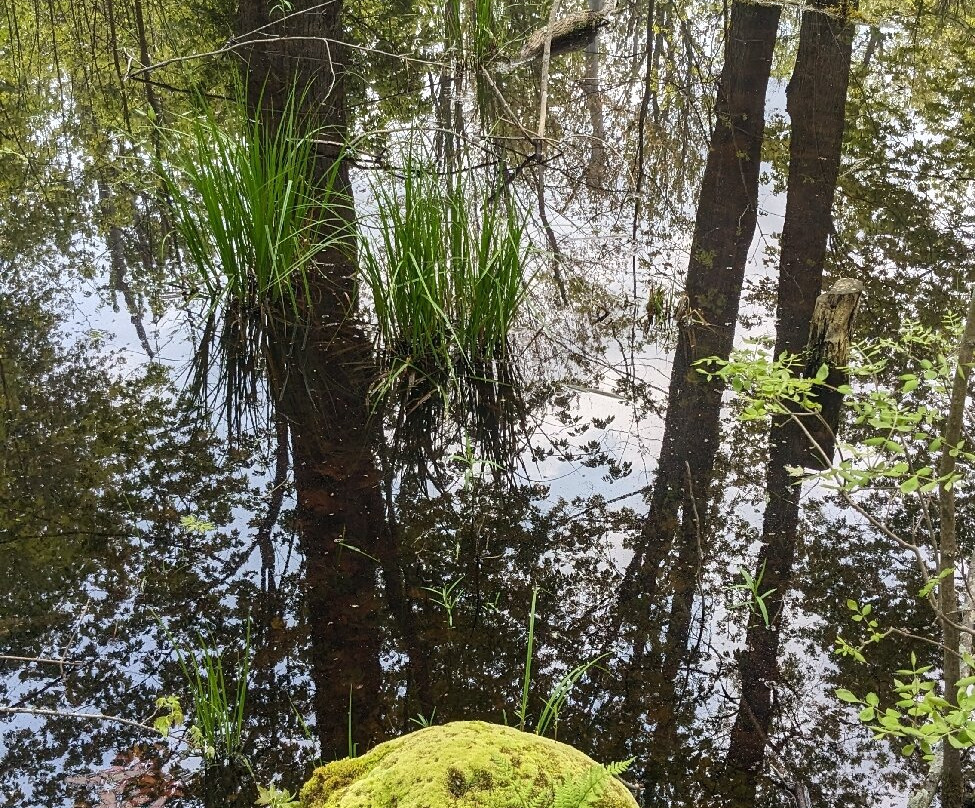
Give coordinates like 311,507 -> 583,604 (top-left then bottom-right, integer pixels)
0,655 -> 80,666
791,414 -> 975,639
0,706 -> 155,733
478,66 -> 537,143
127,33 -> 444,81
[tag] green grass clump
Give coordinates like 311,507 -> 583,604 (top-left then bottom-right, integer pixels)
361,158 -> 528,376
168,622 -> 252,765
160,95 -> 344,312
158,93 -> 350,430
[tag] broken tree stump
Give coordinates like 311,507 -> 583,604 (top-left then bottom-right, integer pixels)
793,277 -> 864,469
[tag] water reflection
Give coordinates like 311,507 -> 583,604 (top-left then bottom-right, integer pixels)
5,0 -> 975,804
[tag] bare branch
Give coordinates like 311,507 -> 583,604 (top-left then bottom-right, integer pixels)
0,706 -> 156,734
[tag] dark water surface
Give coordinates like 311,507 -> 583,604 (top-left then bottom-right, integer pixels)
1,0 -> 972,806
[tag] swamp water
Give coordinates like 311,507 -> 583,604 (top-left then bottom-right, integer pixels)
1,0 -> 972,806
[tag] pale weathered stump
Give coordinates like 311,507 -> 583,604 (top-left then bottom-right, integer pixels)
512,10 -> 611,65
796,277 -> 864,469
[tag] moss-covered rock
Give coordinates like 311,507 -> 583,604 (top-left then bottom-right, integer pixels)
299,720 -> 637,808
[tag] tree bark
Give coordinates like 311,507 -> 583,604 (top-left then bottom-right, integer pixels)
583,0 -> 607,189
720,3 -> 857,801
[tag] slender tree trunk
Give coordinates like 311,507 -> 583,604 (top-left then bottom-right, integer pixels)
97,177 -> 155,359
934,287 -> 975,808
623,0 -> 780,612
583,0 -> 607,188
612,2 -> 781,794
631,0 -> 657,231
131,0 -> 161,122
720,3 -> 856,802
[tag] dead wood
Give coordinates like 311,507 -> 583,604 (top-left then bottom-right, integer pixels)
514,10 -> 610,64
797,277 -> 864,468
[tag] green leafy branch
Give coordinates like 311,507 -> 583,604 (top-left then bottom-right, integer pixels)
256,783 -> 300,808
834,599 -> 889,664
695,345 -> 825,422
836,652 -> 975,759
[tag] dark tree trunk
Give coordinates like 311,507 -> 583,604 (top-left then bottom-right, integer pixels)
720,4 -> 856,802
624,0 -> 781,612
234,0 -> 390,760
614,2 -> 781,789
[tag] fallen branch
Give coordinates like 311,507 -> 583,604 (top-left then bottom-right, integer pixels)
0,706 -> 156,734
0,654 -> 80,666
514,9 -> 611,66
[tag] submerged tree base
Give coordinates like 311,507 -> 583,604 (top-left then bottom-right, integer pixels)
300,721 -> 638,808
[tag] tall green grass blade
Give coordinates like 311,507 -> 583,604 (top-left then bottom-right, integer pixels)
347,684 -> 358,759
536,653 -> 610,739
518,585 -> 540,732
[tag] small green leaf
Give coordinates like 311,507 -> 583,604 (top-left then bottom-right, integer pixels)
836,688 -> 860,704
900,476 -> 920,494
256,784 -> 300,808
180,514 -> 216,534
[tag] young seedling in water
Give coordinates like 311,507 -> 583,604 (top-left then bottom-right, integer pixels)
423,576 -> 464,628
728,561 -> 776,628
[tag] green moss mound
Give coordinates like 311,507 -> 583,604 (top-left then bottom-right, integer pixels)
300,720 -> 638,808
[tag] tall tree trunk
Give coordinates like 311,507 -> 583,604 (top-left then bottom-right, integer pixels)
613,2 -> 781,794
623,0 -> 780,613
720,3 -> 856,802
233,0 -> 390,759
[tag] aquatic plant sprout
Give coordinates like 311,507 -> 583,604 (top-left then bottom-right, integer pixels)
167,620 -> 252,765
